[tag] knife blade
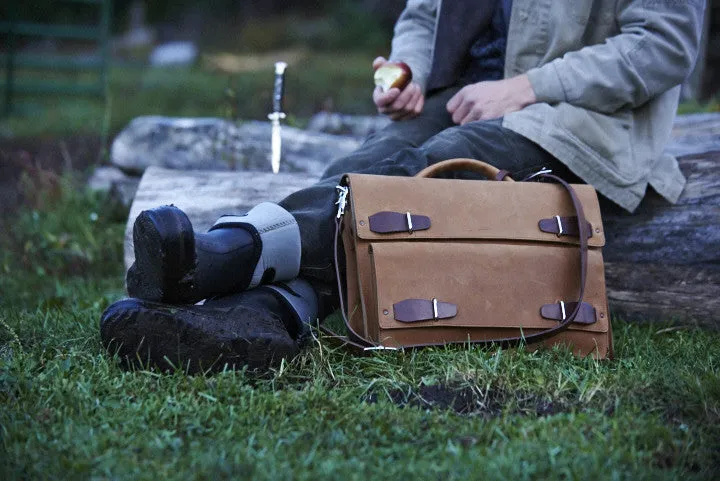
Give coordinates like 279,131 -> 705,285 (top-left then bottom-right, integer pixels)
268,61 -> 287,174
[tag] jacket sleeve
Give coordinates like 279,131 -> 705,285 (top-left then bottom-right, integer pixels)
388,0 -> 438,93
526,0 -> 705,114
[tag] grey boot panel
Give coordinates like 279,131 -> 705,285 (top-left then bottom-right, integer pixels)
212,202 -> 301,289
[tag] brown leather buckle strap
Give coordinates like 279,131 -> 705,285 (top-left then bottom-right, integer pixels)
393,298 -> 458,323
541,301 -> 597,325
539,216 -> 593,239
369,211 -> 431,234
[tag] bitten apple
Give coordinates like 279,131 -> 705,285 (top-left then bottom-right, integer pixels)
373,62 -> 412,92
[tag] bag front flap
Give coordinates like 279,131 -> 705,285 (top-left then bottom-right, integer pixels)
370,241 -> 609,334
345,174 -> 605,247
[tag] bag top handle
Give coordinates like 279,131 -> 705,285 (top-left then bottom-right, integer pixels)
416,158 -> 515,182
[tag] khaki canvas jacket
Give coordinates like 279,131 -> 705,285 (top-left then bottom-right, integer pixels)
389,0 -> 705,211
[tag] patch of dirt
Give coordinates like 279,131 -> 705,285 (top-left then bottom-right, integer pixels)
363,383 -> 569,417
0,134 -> 104,217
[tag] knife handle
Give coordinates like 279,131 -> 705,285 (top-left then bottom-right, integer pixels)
272,62 -> 287,114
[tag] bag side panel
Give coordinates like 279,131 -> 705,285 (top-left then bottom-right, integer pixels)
357,238 -> 379,342
341,217 -> 366,338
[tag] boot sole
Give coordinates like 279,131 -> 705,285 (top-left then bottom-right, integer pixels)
126,206 -> 196,303
100,298 -> 299,374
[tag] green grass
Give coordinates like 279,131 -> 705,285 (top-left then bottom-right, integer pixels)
1,183 -> 719,480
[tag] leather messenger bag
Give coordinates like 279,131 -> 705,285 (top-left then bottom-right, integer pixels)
329,158 -> 613,359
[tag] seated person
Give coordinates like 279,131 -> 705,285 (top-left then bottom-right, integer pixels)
101,0 -> 705,372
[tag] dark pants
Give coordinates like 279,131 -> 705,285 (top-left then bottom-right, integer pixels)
279,87 -> 573,288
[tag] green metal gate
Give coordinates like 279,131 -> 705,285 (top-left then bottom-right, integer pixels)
0,0 -> 112,116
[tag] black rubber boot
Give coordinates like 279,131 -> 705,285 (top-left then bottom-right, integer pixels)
126,203 -> 301,304
101,279 -> 318,374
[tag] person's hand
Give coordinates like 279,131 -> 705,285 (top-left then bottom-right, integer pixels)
372,57 -> 425,121
446,74 -> 537,125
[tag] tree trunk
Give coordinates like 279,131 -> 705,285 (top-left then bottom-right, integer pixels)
601,150 -> 720,328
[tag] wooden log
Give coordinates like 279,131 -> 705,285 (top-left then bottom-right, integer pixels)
124,114 -> 720,329
603,263 -> 720,326
125,153 -> 719,329
602,152 -> 720,265
110,117 -> 361,177
124,168 -> 319,270
602,150 -> 720,328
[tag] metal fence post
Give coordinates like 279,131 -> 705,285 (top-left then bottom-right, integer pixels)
4,5 -> 16,117
1,0 -> 112,115
99,0 -> 112,97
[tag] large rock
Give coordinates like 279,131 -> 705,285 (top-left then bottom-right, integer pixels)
111,117 -> 361,177
307,112 -> 390,138
87,166 -> 134,192
149,41 -> 198,67
87,166 -> 141,209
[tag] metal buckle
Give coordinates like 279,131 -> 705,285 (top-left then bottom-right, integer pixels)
559,300 -> 567,321
432,298 -> 439,320
335,186 -> 349,219
406,212 -> 413,234
555,215 -> 564,237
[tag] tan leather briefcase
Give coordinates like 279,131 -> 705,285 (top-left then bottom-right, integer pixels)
330,158 -> 613,359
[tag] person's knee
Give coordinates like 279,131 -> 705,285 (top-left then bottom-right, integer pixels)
420,120 -> 508,163
363,130 -> 419,150
320,133 -> 420,179
419,125 -> 473,164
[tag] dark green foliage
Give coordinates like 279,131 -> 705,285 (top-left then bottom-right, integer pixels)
1,182 -> 719,480
1,0 -> 402,42
4,54 -> 377,137
0,179 -> 125,309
